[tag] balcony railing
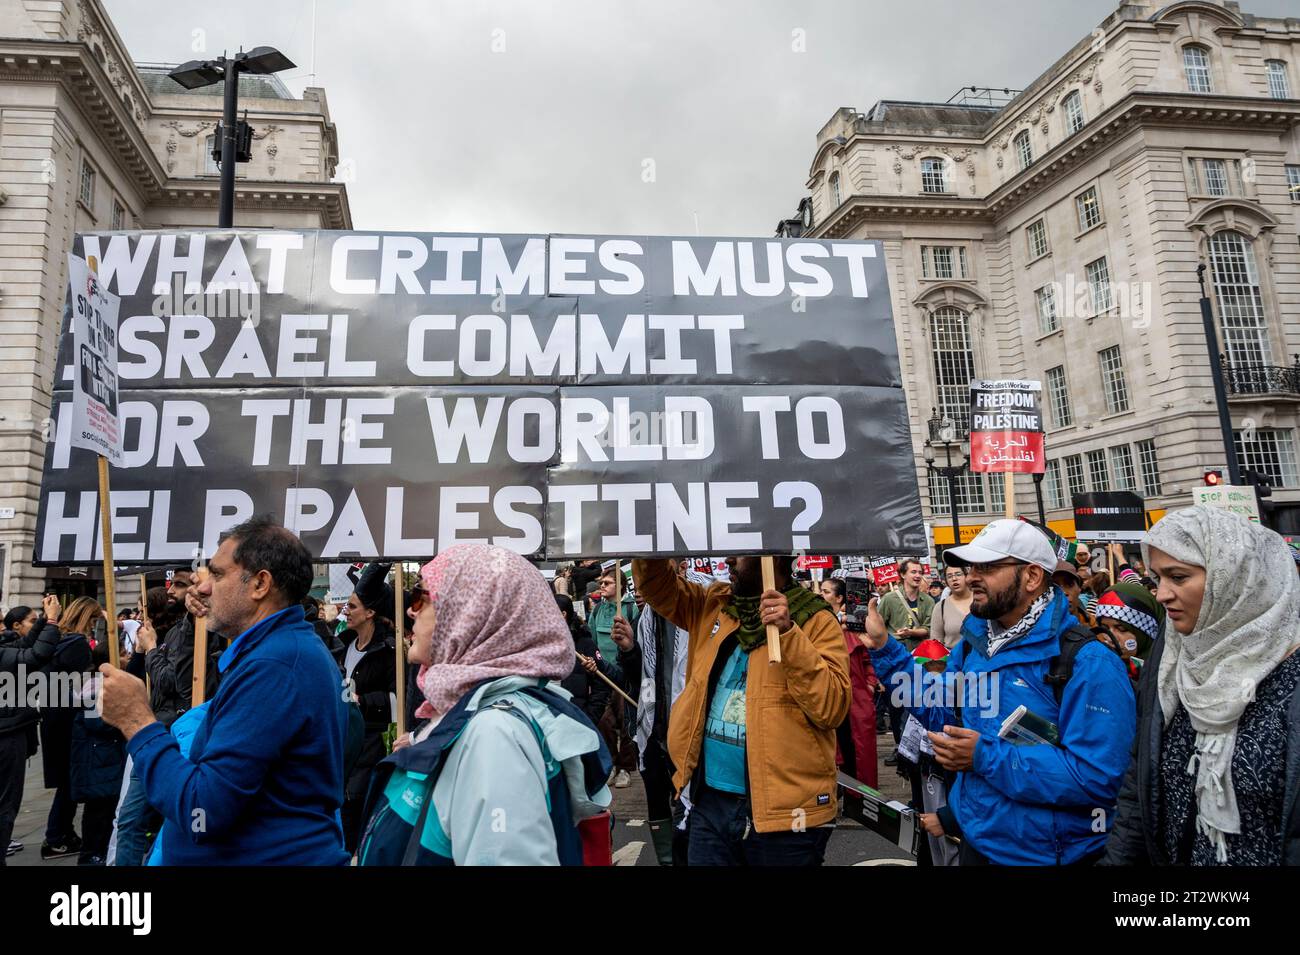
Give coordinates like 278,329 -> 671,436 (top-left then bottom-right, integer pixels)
927,414 -> 970,443
1222,358 -> 1300,397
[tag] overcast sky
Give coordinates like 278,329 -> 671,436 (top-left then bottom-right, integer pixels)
104,0 -> 1297,236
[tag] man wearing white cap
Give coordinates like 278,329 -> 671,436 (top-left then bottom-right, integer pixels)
860,519 -> 1135,865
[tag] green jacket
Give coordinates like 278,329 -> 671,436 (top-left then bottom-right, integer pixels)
878,589 -> 934,649
588,595 -> 639,664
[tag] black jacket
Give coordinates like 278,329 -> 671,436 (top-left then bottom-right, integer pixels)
145,614 -> 226,728
39,630 -> 93,790
560,624 -> 612,723
341,625 -> 397,736
1102,638 -> 1300,866
0,621 -> 62,734
340,625 -> 397,811
312,618 -> 346,665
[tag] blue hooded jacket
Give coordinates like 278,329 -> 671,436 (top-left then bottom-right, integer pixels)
128,605 -> 351,866
869,588 -> 1135,864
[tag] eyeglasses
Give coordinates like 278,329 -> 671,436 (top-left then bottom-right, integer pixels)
965,559 -> 1026,576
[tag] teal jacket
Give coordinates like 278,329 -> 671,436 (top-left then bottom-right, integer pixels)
361,676 -> 611,866
588,596 -> 639,664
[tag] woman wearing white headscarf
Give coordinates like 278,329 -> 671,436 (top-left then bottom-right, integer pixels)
1102,506 -> 1300,865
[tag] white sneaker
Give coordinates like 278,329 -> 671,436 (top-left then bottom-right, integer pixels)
6,840 -> 21,857
614,770 -> 631,789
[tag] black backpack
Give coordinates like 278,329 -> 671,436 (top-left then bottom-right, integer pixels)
955,621 -> 1097,725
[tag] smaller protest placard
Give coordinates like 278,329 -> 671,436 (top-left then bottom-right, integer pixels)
870,555 -> 899,588
796,555 -> 835,571
1193,485 -> 1261,524
969,379 -> 1044,475
67,254 -> 122,466
1073,491 -> 1147,542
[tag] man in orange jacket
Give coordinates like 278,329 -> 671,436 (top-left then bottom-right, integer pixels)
631,555 -> 850,865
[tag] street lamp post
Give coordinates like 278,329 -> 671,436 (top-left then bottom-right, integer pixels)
924,409 -> 971,554
169,47 -> 296,228
1196,262 -> 1243,486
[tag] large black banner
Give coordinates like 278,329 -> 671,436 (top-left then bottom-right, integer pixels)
36,231 -> 923,563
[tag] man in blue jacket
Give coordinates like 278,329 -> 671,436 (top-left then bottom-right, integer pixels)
98,516 -> 351,865
862,519 -> 1135,865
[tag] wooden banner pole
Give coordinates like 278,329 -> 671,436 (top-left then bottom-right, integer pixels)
762,556 -> 781,664
87,255 -> 120,670
1004,471 -> 1016,520
138,573 -> 149,626
613,560 -> 623,619
190,567 -> 209,707
577,652 -> 637,707
394,563 -> 407,739
96,452 -> 119,669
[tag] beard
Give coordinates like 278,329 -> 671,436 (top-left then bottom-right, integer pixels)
970,567 -> 1024,620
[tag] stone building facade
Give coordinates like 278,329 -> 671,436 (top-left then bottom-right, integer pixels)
0,0 -> 351,609
790,0 -> 1300,549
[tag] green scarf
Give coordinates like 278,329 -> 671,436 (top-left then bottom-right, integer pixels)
722,586 -> 833,653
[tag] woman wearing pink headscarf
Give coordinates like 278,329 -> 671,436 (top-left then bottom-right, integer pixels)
358,544 -> 612,866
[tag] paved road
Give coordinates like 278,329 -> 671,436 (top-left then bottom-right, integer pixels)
7,731 -> 917,868
607,731 -> 918,867
7,759 -> 75,867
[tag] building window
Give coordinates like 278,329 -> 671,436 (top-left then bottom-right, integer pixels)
1187,157 -> 1243,197
1045,459 -> 1065,509
1267,60 -> 1290,99
1286,164 -> 1300,203
1208,230 -> 1272,366
1036,285 -> 1060,335
110,199 -> 125,231
1014,130 -> 1033,171
921,245 -> 969,279
1136,439 -> 1162,496
1234,428 -> 1299,489
1099,345 -> 1130,414
987,473 -> 1005,514
829,172 -> 841,208
930,471 -> 987,516
1062,90 -> 1085,136
1086,256 -> 1112,314
1110,444 -> 1137,491
1184,45 -> 1213,93
79,160 -> 95,207
1046,365 -> 1072,427
930,306 -> 975,432
1064,454 -> 1087,498
1027,218 -> 1049,259
1075,186 -> 1102,231
1087,450 -> 1111,491
1202,158 -> 1229,196
921,157 -> 949,194
204,134 -> 221,176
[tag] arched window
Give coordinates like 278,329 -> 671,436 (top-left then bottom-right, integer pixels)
1184,45 -> 1213,93
1209,230 -> 1271,367
829,172 -> 841,208
921,157 -> 949,194
1062,91 -> 1085,136
1014,130 -> 1033,171
1266,60 -> 1290,99
930,306 -> 975,429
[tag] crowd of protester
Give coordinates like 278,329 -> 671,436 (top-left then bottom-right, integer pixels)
0,502 -> 1297,867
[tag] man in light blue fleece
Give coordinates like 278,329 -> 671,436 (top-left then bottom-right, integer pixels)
98,516 -> 351,865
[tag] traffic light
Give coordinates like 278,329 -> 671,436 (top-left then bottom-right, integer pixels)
1203,469 -> 1224,486
1242,468 -> 1273,498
